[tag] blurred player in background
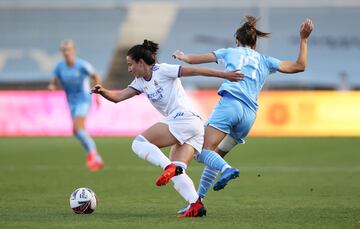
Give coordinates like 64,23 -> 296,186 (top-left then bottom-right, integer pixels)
173,16 -> 314,211
91,40 -> 243,217
48,39 -> 104,172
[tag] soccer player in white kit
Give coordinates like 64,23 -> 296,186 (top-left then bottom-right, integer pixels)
91,40 -> 243,217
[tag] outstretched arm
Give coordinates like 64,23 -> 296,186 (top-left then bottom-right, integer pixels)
172,51 -> 216,64
91,71 -> 101,85
91,84 -> 138,103
180,66 -> 243,82
278,19 -> 314,73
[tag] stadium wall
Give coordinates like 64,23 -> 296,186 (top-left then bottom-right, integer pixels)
0,90 -> 359,137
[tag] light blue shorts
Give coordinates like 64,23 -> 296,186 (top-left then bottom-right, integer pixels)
206,92 -> 256,144
68,102 -> 91,118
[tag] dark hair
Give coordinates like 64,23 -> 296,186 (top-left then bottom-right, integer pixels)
235,15 -> 270,48
127,39 -> 159,65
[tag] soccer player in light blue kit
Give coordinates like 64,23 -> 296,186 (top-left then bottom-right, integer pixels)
173,16 -> 314,211
48,39 -> 104,172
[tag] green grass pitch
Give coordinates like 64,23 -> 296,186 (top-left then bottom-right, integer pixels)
0,137 -> 359,229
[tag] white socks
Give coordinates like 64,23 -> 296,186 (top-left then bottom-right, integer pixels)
131,135 -> 171,169
171,161 -> 199,204
131,136 -> 198,204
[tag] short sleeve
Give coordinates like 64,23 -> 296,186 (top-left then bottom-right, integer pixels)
81,60 -> 95,76
128,79 -> 143,95
53,63 -> 61,78
158,63 -> 181,79
213,48 -> 228,65
264,55 -> 281,74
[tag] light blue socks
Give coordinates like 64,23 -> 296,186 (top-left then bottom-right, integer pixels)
195,149 -> 231,172
74,129 -> 97,153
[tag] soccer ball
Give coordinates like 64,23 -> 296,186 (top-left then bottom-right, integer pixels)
69,187 -> 97,214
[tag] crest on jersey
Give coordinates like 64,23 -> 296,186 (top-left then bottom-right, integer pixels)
154,80 -> 158,87
152,65 -> 160,72
144,86 -> 148,91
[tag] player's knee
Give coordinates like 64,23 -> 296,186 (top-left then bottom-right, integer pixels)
217,135 -> 237,154
73,128 -> 82,136
73,123 -> 82,133
131,135 -> 147,154
203,142 -> 218,151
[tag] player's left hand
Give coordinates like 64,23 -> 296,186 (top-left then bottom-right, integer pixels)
91,84 -> 104,94
300,18 -> 314,39
223,70 -> 244,82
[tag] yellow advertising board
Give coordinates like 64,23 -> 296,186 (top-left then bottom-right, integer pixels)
192,90 -> 360,137
251,91 -> 360,136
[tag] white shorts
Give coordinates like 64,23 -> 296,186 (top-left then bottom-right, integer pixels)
160,111 -> 204,153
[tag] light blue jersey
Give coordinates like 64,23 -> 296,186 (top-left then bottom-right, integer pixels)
214,47 -> 280,112
53,58 -> 94,117
196,47 -> 282,201
207,47 -> 281,144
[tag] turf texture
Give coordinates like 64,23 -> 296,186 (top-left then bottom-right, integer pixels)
0,137 -> 359,229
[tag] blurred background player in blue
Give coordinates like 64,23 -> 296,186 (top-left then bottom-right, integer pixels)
48,39 -> 104,172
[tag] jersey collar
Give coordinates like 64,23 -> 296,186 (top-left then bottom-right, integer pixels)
144,64 -> 158,82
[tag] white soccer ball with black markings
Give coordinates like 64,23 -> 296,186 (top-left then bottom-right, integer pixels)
69,187 -> 97,214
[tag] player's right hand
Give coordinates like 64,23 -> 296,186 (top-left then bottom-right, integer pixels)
172,50 -> 186,61
91,84 -> 103,94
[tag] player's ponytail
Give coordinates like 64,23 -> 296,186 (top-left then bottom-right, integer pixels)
235,15 -> 270,48
127,39 -> 159,65
142,39 -> 159,54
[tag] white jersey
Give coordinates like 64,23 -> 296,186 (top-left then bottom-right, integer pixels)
128,63 -> 195,117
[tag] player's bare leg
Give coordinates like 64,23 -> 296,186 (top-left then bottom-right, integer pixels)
203,125 -> 227,150
141,122 -> 178,148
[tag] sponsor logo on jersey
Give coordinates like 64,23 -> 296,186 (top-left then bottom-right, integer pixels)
147,87 -> 164,102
